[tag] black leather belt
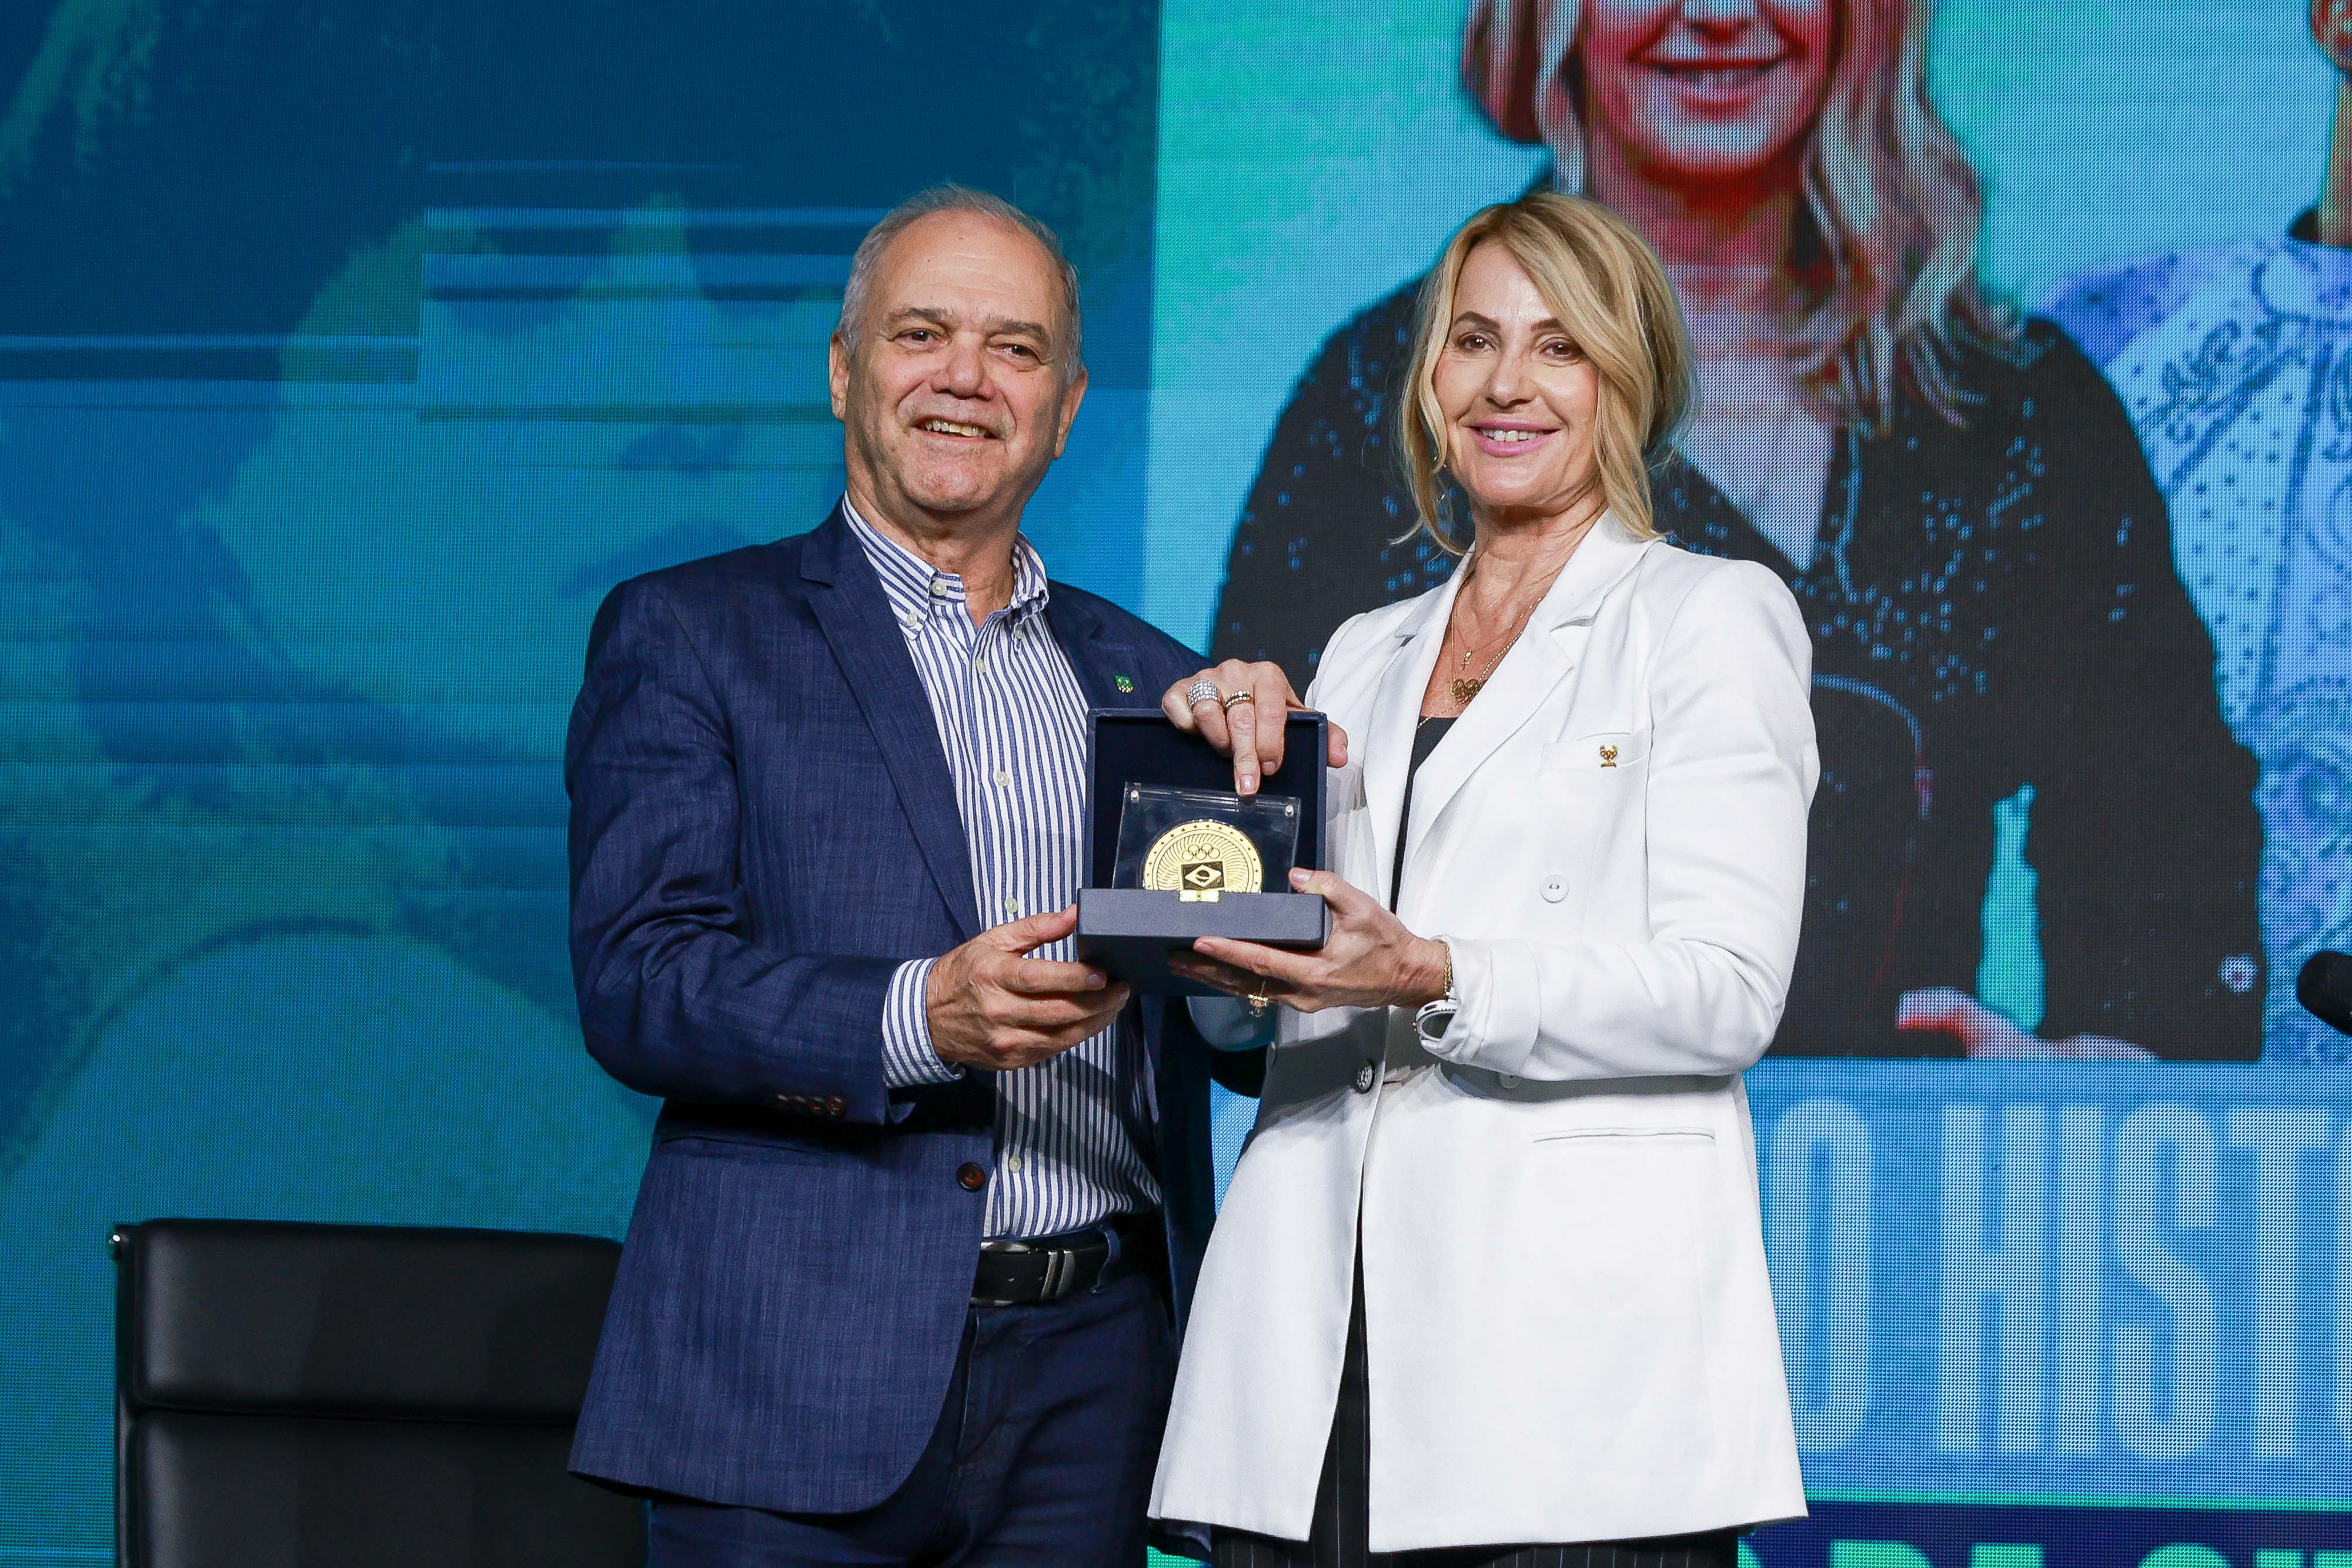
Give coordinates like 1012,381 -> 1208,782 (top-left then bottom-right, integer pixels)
971,1213 -> 1157,1307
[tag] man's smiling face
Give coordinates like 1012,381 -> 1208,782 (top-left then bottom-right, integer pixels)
830,209 -> 1086,529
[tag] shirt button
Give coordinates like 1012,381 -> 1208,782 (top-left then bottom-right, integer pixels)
1006,1152 -> 1025,1174
1541,875 -> 1568,903
1003,895 -> 1022,917
903,611 -> 924,630
994,769 -> 1013,788
956,1162 -> 987,1192
930,580 -> 952,597
973,656 -> 989,675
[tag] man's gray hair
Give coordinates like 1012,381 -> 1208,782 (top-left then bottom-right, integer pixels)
834,185 -> 1083,384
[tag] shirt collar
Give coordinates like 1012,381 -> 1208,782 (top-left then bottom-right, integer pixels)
841,494 -> 1051,631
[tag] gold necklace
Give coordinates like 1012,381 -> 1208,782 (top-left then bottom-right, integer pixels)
1439,533 -> 1588,708
1444,592 -> 1537,706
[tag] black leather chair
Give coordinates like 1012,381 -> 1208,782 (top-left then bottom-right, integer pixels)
113,1219 -> 645,1568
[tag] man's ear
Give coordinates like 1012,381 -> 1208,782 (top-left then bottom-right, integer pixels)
1050,364 -> 1090,460
2317,0 -> 2352,73
828,333 -> 851,423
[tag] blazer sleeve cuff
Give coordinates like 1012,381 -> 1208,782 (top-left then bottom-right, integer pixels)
881,958 -> 964,1088
1424,936 -> 1542,1077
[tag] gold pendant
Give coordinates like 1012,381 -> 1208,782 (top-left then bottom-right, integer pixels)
1449,677 -> 1484,704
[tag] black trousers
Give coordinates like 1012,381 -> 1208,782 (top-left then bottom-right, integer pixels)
1212,1259 -> 1743,1568
649,1269 -> 1174,1567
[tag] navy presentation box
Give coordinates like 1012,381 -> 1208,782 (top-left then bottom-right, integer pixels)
1075,710 -> 1331,995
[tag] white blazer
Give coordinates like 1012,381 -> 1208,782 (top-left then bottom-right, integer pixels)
1151,516 -> 1817,1553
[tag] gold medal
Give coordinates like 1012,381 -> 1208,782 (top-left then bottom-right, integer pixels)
1140,818 -> 1263,902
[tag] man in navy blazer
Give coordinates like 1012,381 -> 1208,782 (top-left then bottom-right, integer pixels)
564,188 -> 1267,1564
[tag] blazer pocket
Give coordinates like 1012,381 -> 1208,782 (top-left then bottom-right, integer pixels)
656,1130 -> 834,1164
1532,1125 -> 1714,1145
1518,1121 -> 1722,1375
1539,730 -> 1650,774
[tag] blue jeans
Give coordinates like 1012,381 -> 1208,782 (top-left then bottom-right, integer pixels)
647,1269 -> 1175,1567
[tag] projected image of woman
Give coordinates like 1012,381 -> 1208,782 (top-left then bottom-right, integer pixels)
1207,0 -> 2266,1058
1151,191 -> 1809,1565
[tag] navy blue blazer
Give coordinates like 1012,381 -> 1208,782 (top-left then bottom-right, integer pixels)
564,506 -> 1257,1512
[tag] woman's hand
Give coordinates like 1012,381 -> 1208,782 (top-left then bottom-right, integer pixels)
1169,868 -> 1446,1013
1161,660 -> 1349,796
1895,987 -> 2157,1061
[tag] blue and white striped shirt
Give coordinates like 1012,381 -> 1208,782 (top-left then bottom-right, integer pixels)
846,499 -> 1161,1242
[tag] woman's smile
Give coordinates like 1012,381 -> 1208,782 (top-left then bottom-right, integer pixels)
1465,420 -> 1562,458
1635,52 -> 1790,112
1579,0 -> 1836,182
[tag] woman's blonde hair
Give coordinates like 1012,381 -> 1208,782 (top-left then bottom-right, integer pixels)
1398,192 -> 1692,552
1460,0 -> 2012,431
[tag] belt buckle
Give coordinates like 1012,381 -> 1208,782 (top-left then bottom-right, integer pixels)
973,1236 -> 1084,1306
1037,1246 -> 1074,1302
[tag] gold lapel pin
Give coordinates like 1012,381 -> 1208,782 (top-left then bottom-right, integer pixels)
1599,744 -> 1619,768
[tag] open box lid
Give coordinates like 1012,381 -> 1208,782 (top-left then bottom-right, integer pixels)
1084,709 -> 1329,888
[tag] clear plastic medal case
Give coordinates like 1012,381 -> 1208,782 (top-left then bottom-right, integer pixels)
1111,784 -> 1301,898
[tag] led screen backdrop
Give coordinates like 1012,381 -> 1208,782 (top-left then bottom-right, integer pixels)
0,1 -> 1158,1553
2,1 -> 2350,1563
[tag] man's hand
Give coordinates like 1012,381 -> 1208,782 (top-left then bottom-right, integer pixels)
927,907 -> 1131,1071
1161,660 -> 1349,797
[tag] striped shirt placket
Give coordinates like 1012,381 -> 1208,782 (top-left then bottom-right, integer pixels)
847,499 -> 1160,1242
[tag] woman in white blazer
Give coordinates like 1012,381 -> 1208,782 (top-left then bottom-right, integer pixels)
1150,193 -> 1817,1565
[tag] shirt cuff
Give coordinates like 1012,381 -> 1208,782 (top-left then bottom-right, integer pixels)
881,958 -> 963,1087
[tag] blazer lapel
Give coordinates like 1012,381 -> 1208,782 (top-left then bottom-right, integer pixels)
1044,591 -> 1149,713
799,506 -> 983,942
1362,573 -> 1458,908
1394,516 -> 1656,907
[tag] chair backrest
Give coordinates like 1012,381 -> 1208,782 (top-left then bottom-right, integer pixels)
114,1218 -> 644,1568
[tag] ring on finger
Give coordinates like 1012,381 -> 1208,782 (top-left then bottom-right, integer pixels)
1221,690 -> 1255,710
1247,981 -> 1273,1015
1185,678 -> 1222,707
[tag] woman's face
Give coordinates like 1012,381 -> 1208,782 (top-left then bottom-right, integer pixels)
1431,242 -> 1603,523
1575,0 -> 1838,186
